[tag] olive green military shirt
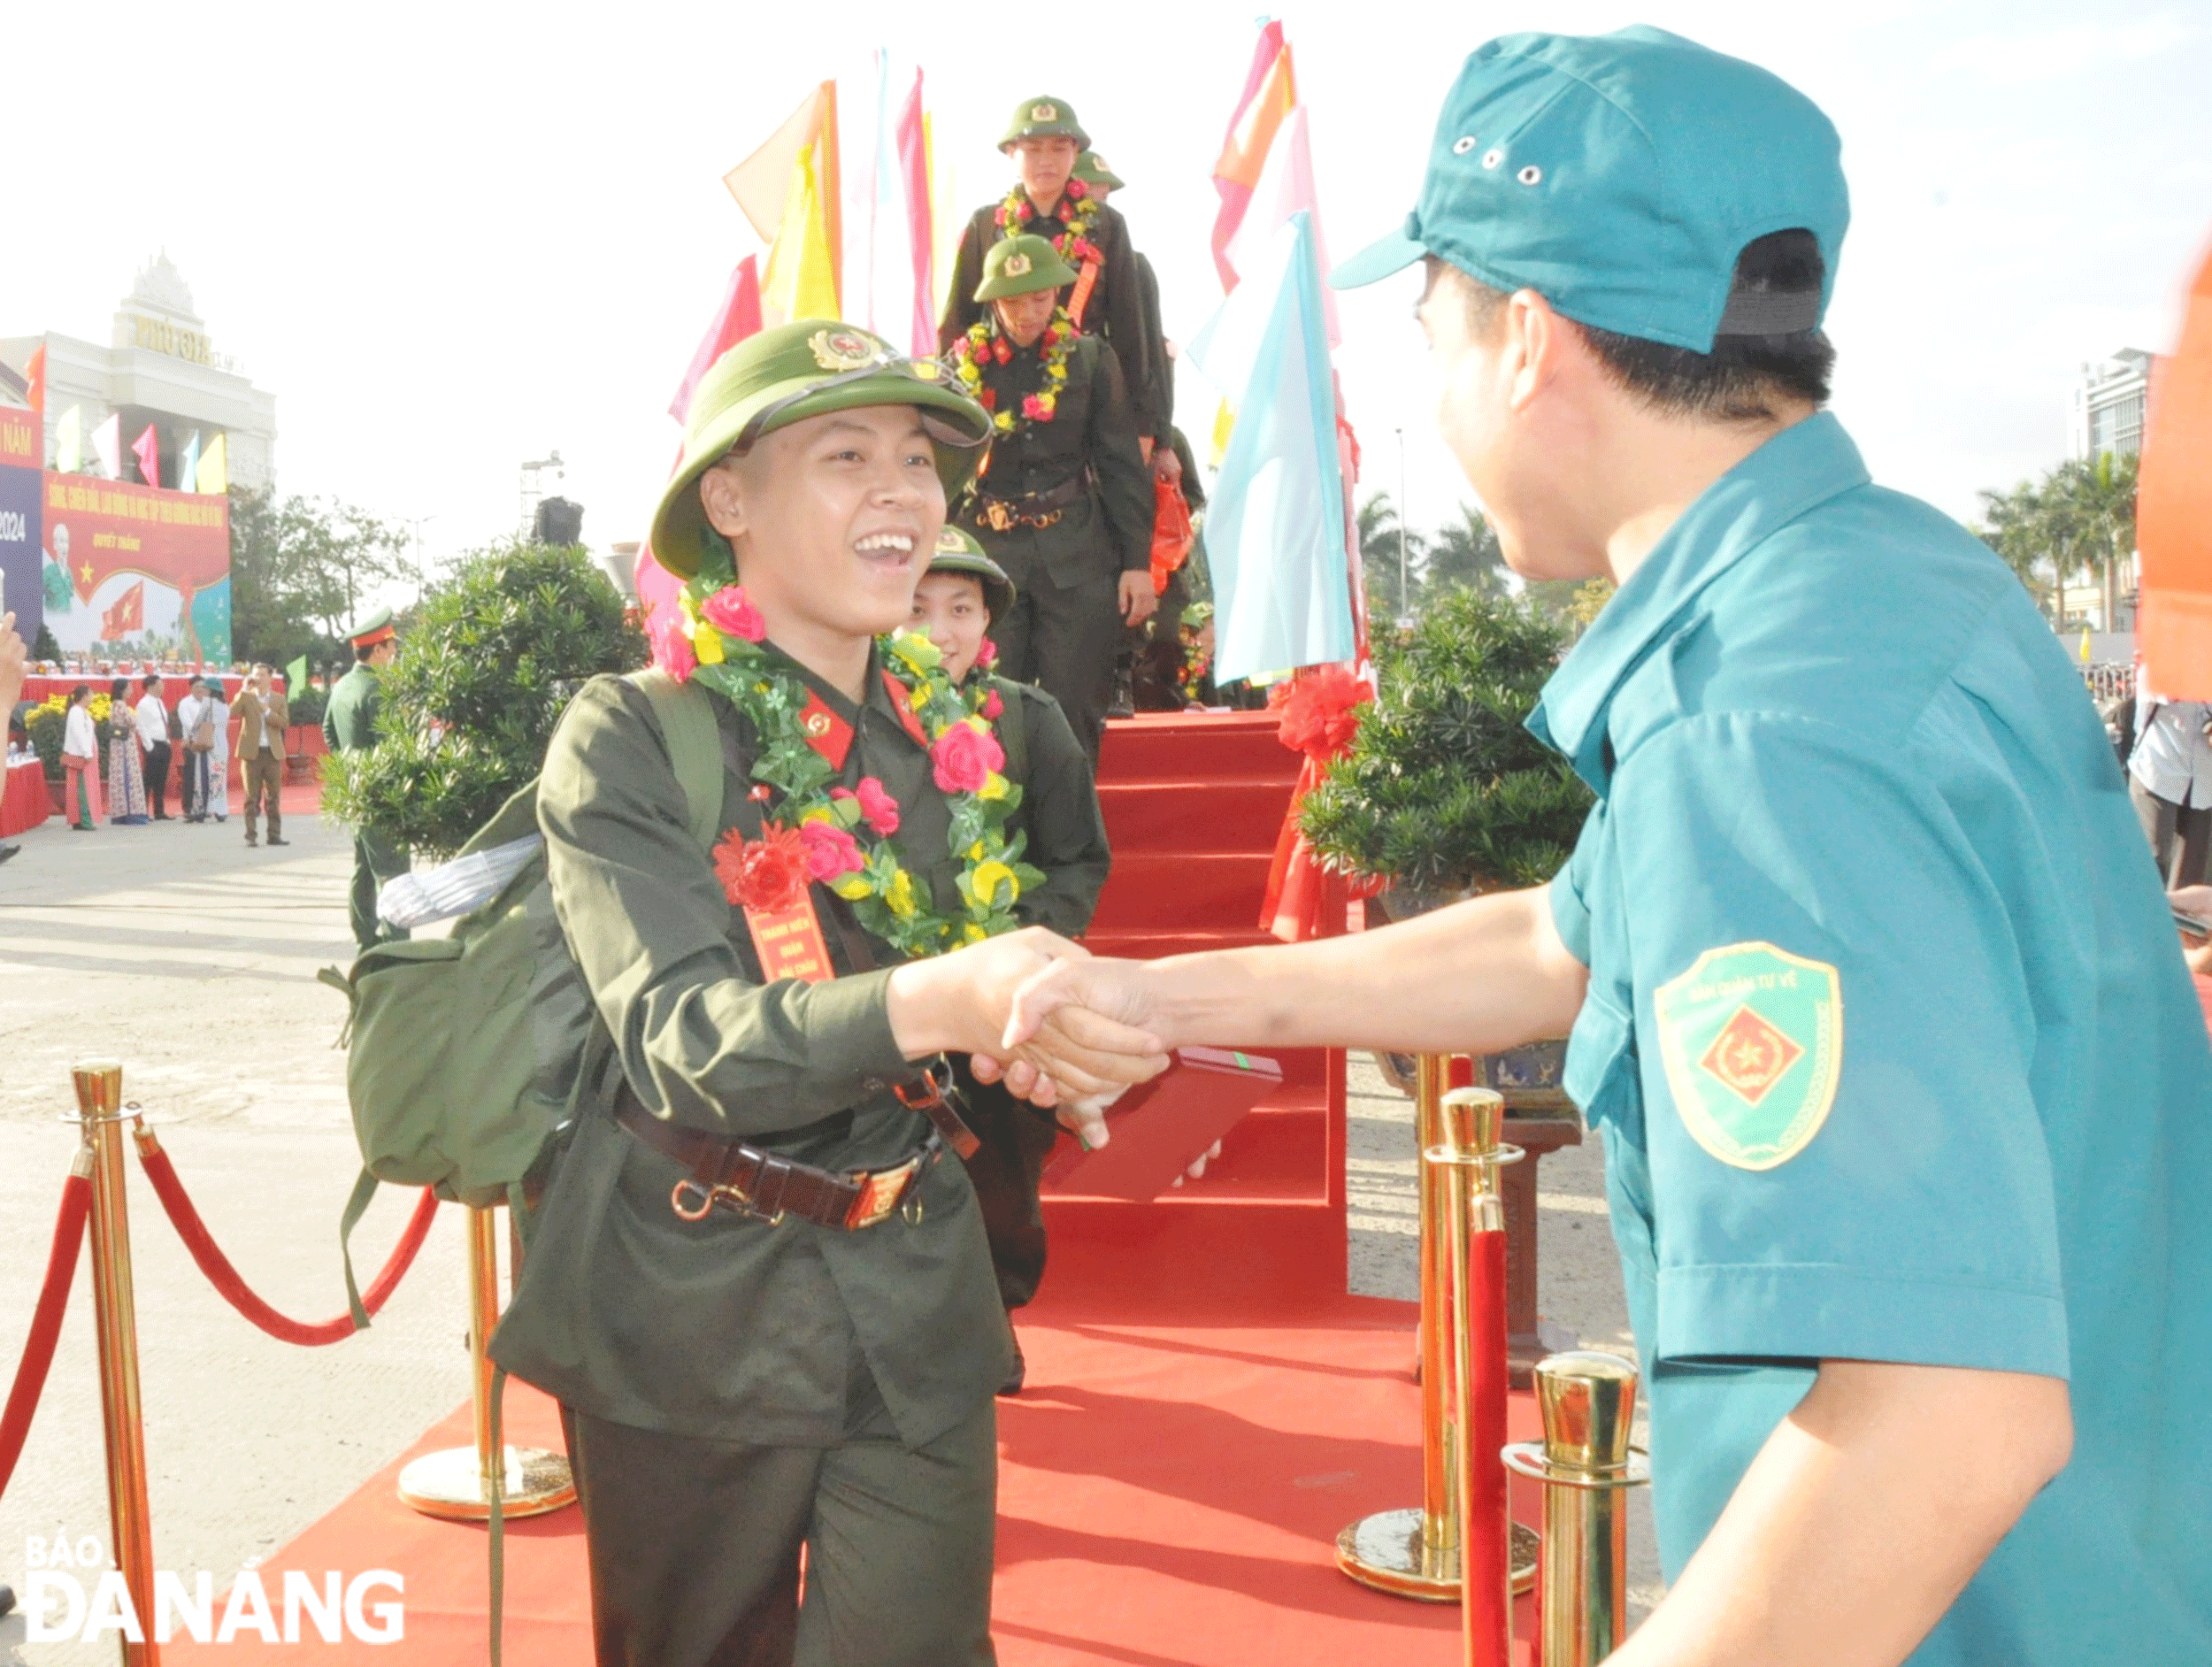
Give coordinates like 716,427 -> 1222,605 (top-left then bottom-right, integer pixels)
488,656 -> 1013,1448
941,194 -> 1161,437
993,677 -> 1110,935
321,663 -> 381,753
963,334 -> 1156,587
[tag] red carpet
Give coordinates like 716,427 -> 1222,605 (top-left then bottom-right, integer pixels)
173,714 -> 1545,1664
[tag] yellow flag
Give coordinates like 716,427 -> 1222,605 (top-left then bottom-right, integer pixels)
760,142 -> 841,327
196,432 -> 228,495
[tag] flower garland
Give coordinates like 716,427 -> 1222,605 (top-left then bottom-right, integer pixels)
994,177 -> 1103,269
950,310 -> 1079,436
652,551 -> 1046,960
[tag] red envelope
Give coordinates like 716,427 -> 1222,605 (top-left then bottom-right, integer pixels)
1041,1047 -> 1285,1201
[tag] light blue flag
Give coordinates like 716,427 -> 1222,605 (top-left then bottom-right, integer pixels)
178,429 -> 201,494
1184,211 -> 1354,683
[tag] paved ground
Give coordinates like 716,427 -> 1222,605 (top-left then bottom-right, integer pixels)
0,802 -> 1656,1663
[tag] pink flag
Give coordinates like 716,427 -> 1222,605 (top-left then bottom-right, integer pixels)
1211,20 -> 1296,291
669,256 -> 764,425
895,70 -> 935,357
132,422 -> 160,487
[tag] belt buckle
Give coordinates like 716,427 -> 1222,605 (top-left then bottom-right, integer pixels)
983,499 -> 1012,534
844,1156 -> 920,1230
893,1060 -> 953,1113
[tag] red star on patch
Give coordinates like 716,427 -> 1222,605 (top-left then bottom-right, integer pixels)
1699,1005 -> 1804,1106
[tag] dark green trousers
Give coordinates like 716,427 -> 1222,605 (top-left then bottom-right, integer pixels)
955,1067 -> 1062,1310
989,564 -> 1120,764
561,1385 -> 998,1667
348,829 -> 411,950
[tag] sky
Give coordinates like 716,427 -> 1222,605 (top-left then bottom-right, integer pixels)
5,0 -> 2208,608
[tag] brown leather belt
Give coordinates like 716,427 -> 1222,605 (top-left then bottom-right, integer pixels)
616,1099 -> 941,1230
973,475 -> 1086,533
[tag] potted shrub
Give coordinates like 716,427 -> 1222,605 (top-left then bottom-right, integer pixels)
1297,588 -> 1594,1102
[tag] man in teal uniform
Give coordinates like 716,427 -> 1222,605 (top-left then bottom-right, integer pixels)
324,607 -> 411,949
996,28 -> 2211,1665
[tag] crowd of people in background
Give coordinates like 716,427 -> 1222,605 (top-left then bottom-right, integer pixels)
30,663 -> 284,837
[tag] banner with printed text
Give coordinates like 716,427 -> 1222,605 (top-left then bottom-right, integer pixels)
39,472 -> 231,664
0,406 -> 41,655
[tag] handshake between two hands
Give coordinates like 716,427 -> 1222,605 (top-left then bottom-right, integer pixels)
936,926 -> 1175,1155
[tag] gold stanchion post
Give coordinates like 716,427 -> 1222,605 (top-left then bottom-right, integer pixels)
72,1059 -> 159,1667
1338,1074 -> 1537,1602
396,1205 -> 573,1520
1503,1352 -> 1651,1665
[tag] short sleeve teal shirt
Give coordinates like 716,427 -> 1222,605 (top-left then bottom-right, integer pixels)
1531,413 -> 2212,1664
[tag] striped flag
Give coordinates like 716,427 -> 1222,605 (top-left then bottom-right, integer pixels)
196,433 -> 228,495
1210,20 -> 1298,290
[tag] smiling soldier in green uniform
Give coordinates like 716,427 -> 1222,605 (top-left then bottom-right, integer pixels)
996,27 -> 2212,1666
324,607 -> 411,949
940,96 -> 1163,450
950,233 -> 1155,762
488,320 -> 1152,1667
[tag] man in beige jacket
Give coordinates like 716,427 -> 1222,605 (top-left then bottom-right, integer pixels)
231,664 -> 289,848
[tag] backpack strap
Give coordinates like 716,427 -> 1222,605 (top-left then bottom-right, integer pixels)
994,676 -> 1030,785
630,669 -> 725,854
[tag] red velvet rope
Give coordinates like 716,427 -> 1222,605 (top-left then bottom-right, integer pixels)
0,1170 -> 94,1502
135,1142 -> 440,1346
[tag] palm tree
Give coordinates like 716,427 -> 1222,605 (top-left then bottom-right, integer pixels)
1420,504 -> 1510,606
1977,453 -> 2138,631
1356,491 -> 1425,624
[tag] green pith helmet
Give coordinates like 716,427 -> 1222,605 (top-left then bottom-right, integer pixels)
974,234 -> 1079,303
999,95 -> 1089,152
926,524 -> 1015,620
1072,150 -> 1125,192
648,320 -> 993,580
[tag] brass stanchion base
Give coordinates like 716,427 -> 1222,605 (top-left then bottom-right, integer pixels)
396,1446 -> 576,1522
1333,1507 -> 1539,1599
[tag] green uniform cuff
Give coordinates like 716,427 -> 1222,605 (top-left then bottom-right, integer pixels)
791,965 -> 913,1084
1657,1262 -> 2071,1379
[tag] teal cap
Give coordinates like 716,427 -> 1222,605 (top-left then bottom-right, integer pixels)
1332,27 -> 1849,352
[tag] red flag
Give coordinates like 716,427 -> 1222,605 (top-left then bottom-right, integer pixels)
1210,20 -> 1297,290
103,580 -> 145,641
132,423 -> 160,488
24,343 -> 44,413
669,257 -> 763,425
2138,235 -> 2212,697
895,70 -> 935,357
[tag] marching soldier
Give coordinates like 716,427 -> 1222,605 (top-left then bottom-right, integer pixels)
940,96 -> 1163,451
1071,150 -> 1175,458
324,607 -> 410,949
951,233 -> 1155,762
910,526 -> 1110,1388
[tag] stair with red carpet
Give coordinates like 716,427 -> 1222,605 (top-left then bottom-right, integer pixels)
1041,711 -> 1349,1315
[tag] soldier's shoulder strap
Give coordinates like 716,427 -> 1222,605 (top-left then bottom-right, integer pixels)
993,676 -> 1031,785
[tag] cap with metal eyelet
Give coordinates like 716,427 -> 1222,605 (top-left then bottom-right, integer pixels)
1452,136 -> 1478,155
1482,148 -> 1504,169
1517,164 -> 1543,185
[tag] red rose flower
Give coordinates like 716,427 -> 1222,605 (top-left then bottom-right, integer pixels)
1065,179 -> 1087,200
798,818 -> 865,882
1271,664 -> 1372,764
713,824 -> 810,913
994,339 -> 1012,365
977,387 -> 996,411
1021,394 -> 1048,421
653,617 -> 696,683
854,775 -> 902,835
700,585 -> 766,643
979,688 -> 1004,719
976,638 -> 999,667
930,721 -> 1005,794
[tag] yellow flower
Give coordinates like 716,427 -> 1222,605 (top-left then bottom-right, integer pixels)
994,411 -> 1016,433
979,772 -> 1009,802
886,870 -> 918,918
800,803 -> 835,826
967,841 -> 986,861
832,873 -> 873,902
972,861 -> 1018,908
964,715 -> 992,736
964,923 -> 989,944
887,630 -> 941,673
692,624 -> 725,665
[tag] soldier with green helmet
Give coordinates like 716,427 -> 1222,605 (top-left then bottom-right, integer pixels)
488,319 -> 1154,1664
324,606 -> 411,949
949,233 -> 1155,762
939,96 -> 1163,448
908,524 -> 1110,1387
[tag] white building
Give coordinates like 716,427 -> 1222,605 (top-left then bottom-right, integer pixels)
2068,349 -> 2153,462
0,253 -> 277,491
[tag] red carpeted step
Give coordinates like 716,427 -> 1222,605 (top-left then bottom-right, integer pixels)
1099,711 -> 1298,785
1099,777 -> 1295,852
1090,851 -> 1279,932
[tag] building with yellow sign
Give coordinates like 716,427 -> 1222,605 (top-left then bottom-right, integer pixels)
0,252 -> 276,492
